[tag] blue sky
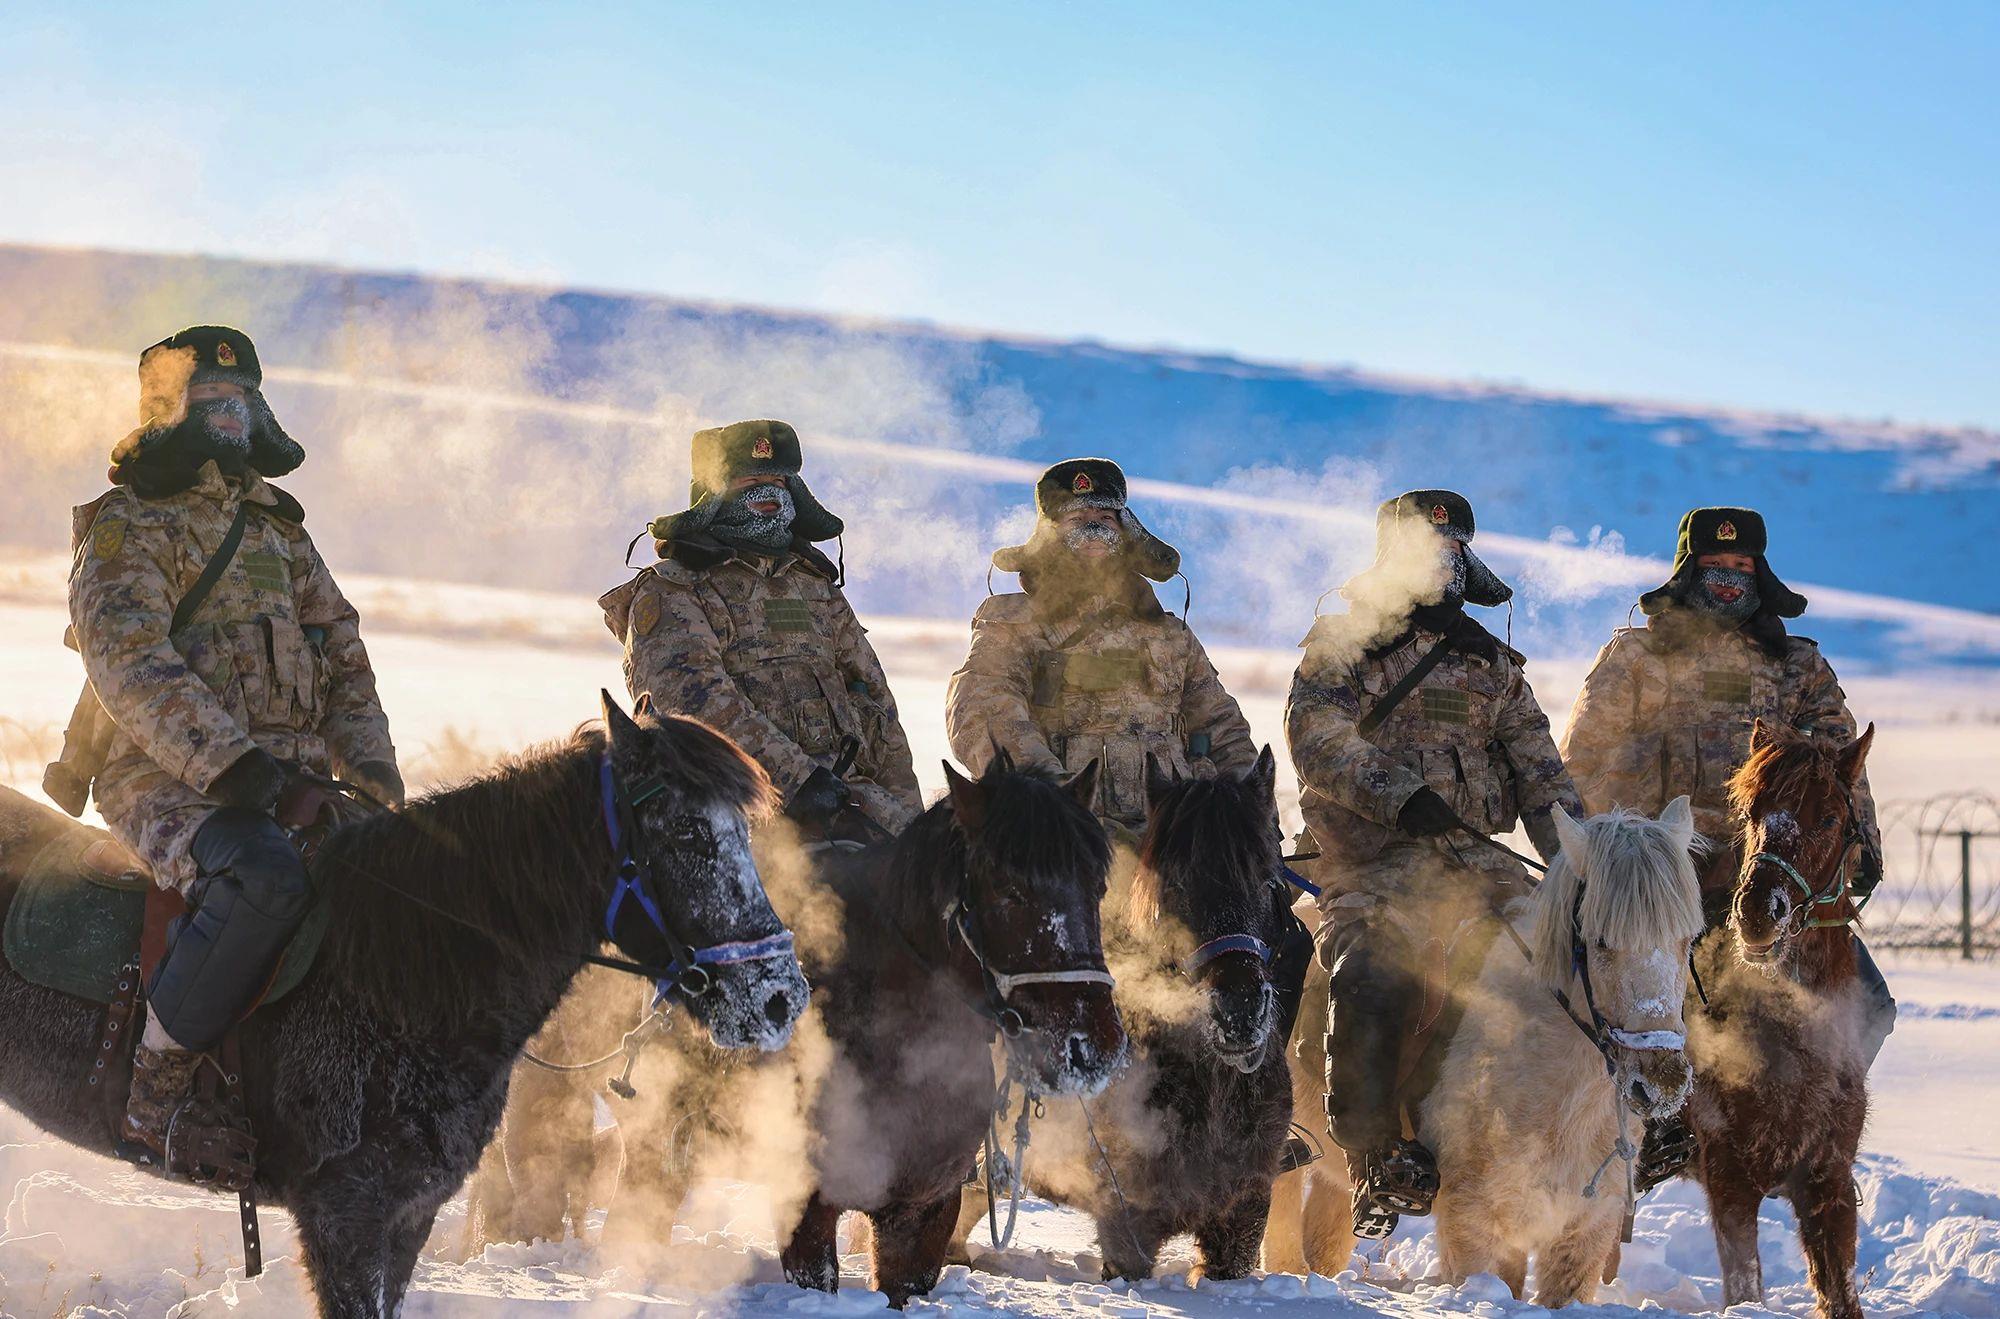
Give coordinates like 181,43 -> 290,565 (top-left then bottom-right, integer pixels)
4,2 -> 1995,429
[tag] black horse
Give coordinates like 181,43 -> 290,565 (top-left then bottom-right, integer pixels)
0,694 -> 808,1318
959,749 -> 1300,1280
779,754 -> 1130,1307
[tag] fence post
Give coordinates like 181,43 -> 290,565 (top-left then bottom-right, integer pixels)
1964,829 -> 1977,961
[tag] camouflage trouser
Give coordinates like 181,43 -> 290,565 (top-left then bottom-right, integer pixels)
97,768 -> 226,894
95,748 -> 330,893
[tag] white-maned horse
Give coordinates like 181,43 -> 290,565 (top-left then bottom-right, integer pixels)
1266,799 -> 1704,1306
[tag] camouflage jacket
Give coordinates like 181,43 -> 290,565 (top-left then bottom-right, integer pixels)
1560,608 -> 1881,854
600,536 -> 923,830
1286,612 -> 1580,906
943,582 -> 1256,828
68,462 -> 396,811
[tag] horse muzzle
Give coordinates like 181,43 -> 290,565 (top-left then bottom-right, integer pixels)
1003,981 -> 1128,1096
1611,1030 -> 1693,1119
1204,961 -> 1277,1073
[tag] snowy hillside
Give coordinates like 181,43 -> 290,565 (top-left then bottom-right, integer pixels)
0,245 -> 1994,673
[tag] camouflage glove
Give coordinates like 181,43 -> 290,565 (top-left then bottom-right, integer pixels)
1397,787 -> 1460,838
208,748 -> 291,814
347,759 -> 406,810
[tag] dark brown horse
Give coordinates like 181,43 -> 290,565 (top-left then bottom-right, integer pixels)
0,695 -> 808,1318
1688,718 -> 1876,1319
959,748 -> 1299,1280
780,755 -> 1129,1307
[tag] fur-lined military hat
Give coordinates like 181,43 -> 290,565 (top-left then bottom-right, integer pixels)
108,325 -> 303,489
1343,489 -> 1512,610
1639,506 -> 1806,619
648,419 -> 844,545
991,457 -> 1180,582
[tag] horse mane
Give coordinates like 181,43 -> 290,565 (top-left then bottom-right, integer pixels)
1128,772 -> 1277,929
313,715 -> 771,1032
1728,723 -> 1824,819
1527,807 -> 1704,989
884,765 -> 1111,935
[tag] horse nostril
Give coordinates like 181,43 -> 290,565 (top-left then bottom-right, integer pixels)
765,992 -> 792,1027
1067,1033 -> 1094,1075
1631,1077 -> 1651,1106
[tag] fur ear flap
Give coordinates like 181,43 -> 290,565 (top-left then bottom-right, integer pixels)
1838,723 -> 1876,786
1551,803 -> 1590,866
1659,795 -> 1696,849
944,760 -> 988,832
1065,758 -> 1101,811
601,689 -> 643,749
1144,752 -> 1177,807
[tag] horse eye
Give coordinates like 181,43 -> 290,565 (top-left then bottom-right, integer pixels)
665,818 -> 712,850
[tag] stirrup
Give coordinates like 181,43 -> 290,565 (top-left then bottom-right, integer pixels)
1636,1112 -> 1697,1193
1277,1131 -> 1321,1175
1364,1138 -> 1439,1212
1351,1179 -> 1399,1240
163,1093 -> 258,1193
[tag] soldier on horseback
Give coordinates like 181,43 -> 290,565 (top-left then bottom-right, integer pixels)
945,457 -> 1258,834
1560,506 -> 1894,1186
1286,491 -> 1581,1240
599,419 -> 922,841
60,326 -> 400,1182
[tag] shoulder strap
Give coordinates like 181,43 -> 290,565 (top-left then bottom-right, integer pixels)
1356,635 -> 1454,738
1052,605 -> 1123,652
170,501 -> 251,635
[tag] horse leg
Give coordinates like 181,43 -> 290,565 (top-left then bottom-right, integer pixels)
1261,1166 -> 1307,1274
1790,1161 -> 1862,1319
868,1192 -> 963,1308
1095,1203 -> 1173,1282
1301,1162 -> 1356,1277
1194,1182 -> 1273,1282
1704,1168 -> 1768,1306
781,1191 -> 843,1293
293,1193 -> 396,1318
1498,1250 -> 1529,1301
383,1207 -> 440,1315
946,1179 -> 987,1266
1433,1195 -> 1500,1289
1531,1212 -> 1621,1308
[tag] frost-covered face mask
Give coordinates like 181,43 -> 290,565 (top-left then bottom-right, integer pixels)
712,480 -> 796,552
1692,566 -> 1759,622
1064,518 -> 1122,556
1435,543 -> 1469,607
189,396 -> 254,459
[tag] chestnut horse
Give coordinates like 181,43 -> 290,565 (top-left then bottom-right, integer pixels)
1687,718 -> 1876,1319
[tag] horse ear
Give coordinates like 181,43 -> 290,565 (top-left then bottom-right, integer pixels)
1144,752 -> 1176,806
634,691 -> 656,717
1659,795 -> 1695,848
1837,723 -> 1876,786
601,689 -> 643,750
1551,802 -> 1590,865
987,737 -> 1015,778
1749,717 -> 1775,751
1065,758 -> 1101,810
944,760 -> 987,832
1249,745 -> 1278,803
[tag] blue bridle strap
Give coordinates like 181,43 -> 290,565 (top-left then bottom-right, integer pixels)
1187,933 -> 1273,975
1280,864 -> 1320,898
595,753 -> 796,999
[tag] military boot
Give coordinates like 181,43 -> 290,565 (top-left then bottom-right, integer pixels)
121,1043 -> 255,1190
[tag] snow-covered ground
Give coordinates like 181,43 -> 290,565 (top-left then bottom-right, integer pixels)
4,561 -> 2000,1315
2,957 -> 1996,1317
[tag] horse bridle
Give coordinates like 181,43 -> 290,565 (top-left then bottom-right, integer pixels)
1742,782 -> 1869,934
587,753 -> 797,1002
1182,864 -> 1319,978
1540,880 -> 1687,1078
944,857 -> 1114,1039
